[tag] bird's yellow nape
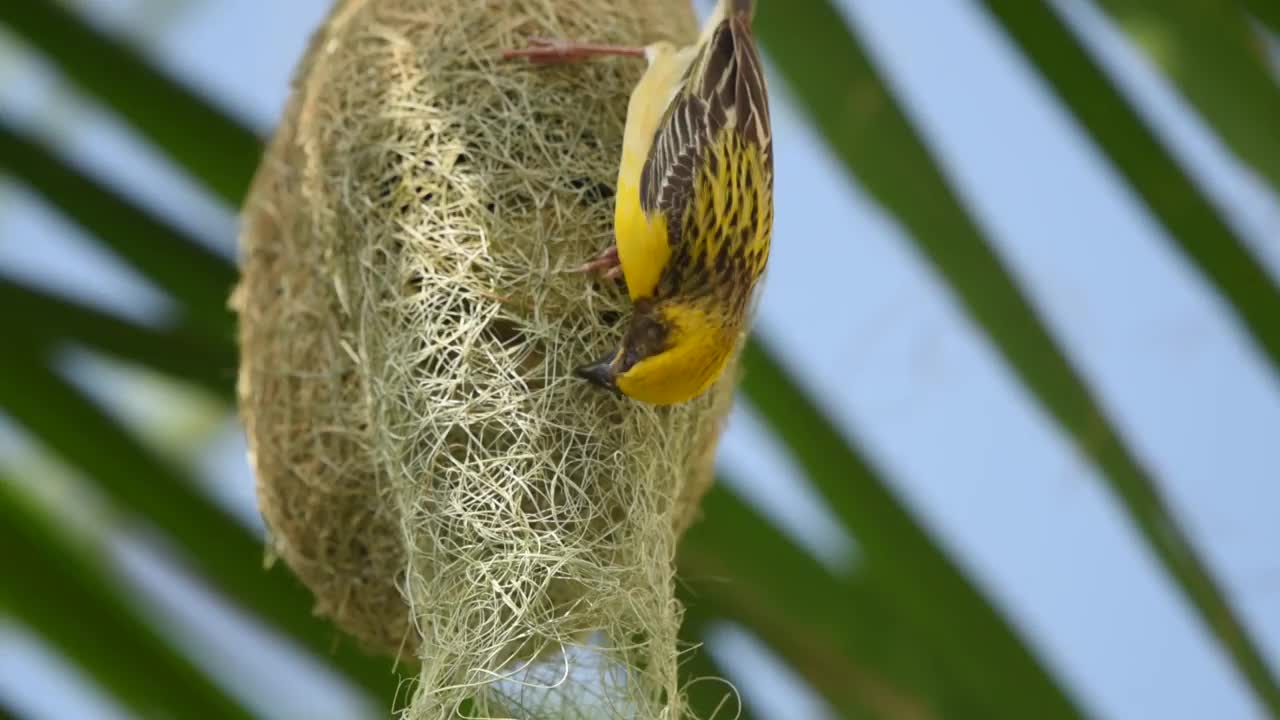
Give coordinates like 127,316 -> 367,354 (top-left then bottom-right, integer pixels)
614,303 -> 738,405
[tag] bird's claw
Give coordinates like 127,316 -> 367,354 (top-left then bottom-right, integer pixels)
576,245 -> 623,282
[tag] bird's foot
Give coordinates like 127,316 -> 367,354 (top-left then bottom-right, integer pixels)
501,38 -> 646,64
577,244 -> 623,281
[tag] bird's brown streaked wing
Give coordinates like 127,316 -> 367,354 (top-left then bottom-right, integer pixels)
638,17 -> 771,239
690,15 -> 771,171
638,93 -> 708,244
728,16 -> 772,173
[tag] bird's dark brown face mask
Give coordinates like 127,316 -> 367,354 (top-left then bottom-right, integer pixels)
575,300 -> 670,399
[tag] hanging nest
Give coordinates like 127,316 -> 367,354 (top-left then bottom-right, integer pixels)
233,0 -> 741,716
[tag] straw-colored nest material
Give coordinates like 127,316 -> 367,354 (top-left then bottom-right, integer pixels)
235,0 -> 741,716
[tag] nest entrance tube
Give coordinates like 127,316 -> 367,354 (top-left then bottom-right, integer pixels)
234,0 -> 742,716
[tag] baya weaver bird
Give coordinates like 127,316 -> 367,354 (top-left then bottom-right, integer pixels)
505,0 -> 773,405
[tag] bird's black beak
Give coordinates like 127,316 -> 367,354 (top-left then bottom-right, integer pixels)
575,353 -> 622,396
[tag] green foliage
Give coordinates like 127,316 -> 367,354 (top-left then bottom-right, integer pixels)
0,472 -> 252,719
973,4 -> 1280,710
977,1 -> 1280,381
1090,0 -> 1280,196
0,122 -> 237,338
0,2 -> 259,206
2,320 -> 402,702
756,0 -> 1280,714
1239,0 -> 1280,41
740,344 -> 1077,719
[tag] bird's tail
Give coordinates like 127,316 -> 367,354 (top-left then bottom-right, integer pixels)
712,0 -> 755,22
701,0 -> 755,45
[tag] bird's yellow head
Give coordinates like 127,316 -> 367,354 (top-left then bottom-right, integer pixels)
576,299 -> 739,405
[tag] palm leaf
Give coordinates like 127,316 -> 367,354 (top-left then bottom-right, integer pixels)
0,341 -> 401,703
752,1 -> 1280,713
0,121 -> 237,339
1239,0 -> 1280,36
681,485 -> 950,720
739,344 -> 1078,719
976,0 -> 1280,379
0,473 -> 253,720
1088,0 -> 1280,197
1,276 -> 233,397
0,2 -> 259,207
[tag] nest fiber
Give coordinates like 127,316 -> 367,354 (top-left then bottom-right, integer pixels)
234,0 -> 740,716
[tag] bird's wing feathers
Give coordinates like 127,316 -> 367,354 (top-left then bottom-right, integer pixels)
639,93 -> 708,229
728,17 -> 771,164
636,17 -> 772,293
640,19 -> 730,219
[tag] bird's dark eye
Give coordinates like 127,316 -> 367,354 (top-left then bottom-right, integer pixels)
624,306 -> 670,361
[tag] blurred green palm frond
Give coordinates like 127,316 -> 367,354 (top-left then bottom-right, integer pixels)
0,1 -> 1277,718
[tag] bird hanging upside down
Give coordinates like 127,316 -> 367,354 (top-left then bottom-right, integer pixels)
505,0 -> 773,406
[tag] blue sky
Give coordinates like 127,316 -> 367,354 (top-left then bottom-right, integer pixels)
2,1 -> 1279,718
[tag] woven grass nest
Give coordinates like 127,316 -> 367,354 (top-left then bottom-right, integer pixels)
233,0 -> 742,716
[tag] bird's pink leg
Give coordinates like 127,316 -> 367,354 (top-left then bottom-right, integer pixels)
577,244 -> 623,281
501,38 -> 646,64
